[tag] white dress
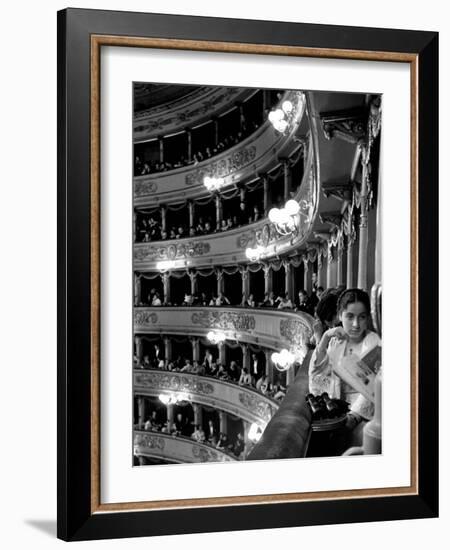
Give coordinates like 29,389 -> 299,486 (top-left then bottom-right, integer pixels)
308,331 -> 381,420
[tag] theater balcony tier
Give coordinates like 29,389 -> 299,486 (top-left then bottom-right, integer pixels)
134,87 -> 255,142
134,370 -> 279,426
134,306 -> 314,357
133,430 -> 236,464
134,148 -> 316,269
134,91 -> 307,205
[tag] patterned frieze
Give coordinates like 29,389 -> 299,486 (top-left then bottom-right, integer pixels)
134,430 -> 235,463
191,310 -> 256,332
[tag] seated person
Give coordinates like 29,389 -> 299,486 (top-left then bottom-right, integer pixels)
276,293 -> 294,309
238,368 -> 253,386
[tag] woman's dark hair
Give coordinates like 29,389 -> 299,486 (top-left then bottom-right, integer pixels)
337,288 -> 370,314
315,289 -> 339,325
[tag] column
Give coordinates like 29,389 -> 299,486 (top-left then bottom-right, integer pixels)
193,404 -> 203,427
161,205 -> 167,234
164,337 -> 172,361
135,336 -> 144,363
263,265 -> 273,295
219,411 -> 228,435
337,236 -> 344,286
189,271 -> 197,295
262,175 -> 269,215
162,272 -> 171,304
134,273 -> 141,306
158,136 -> 164,164
241,344 -> 250,371
133,212 -> 136,242
282,160 -> 291,201
303,257 -> 309,293
137,396 -> 145,427
357,146 -> 370,291
192,337 -> 200,362
188,200 -> 195,229
186,129 -> 192,163
317,254 -> 326,289
216,269 -> 224,296
326,241 -> 334,289
262,89 -> 269,116
213,118 -> 219,147
215,194 -> 222,230
264,350 -> 272,377
284,261 -> 293,302
167,404 -> 174,431
218,342 -> 226,365
238,103 -> 245,132
241,268 -> 249,302
346,236 -> 355,289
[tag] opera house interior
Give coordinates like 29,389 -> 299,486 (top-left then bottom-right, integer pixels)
132,82 -> 382,466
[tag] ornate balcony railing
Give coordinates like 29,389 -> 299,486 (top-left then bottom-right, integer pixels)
134,91 -> 306,205
134,87 -> 252,142
134,369 -> 278,426
134,306 -> 314,358
133,430 -> 236,464
134,137 -> 317,269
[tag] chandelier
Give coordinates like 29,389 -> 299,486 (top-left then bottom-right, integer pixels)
204,176 -> 225,192
271,349 -> 296,372
248,423 -> 265,443
268,100 -> 294,133
207,331 -> 226,344
159,392 -> 189,405
268,199 -> 300,236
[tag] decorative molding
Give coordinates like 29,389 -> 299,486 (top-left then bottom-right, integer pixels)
134,240 -> 211,262
135,180 -> 158,197
238,392 -> 276,423
321,109 -> 367,144
192,445 -> 232,463
134,433 -> 166,451
134,311 -> 158,326
319,211 -> 342,229
279,318 -> 312,350
134,371 -> 215,396
322,180 -> 353,202
185,145 -> 257,186
191,311 -> 256,332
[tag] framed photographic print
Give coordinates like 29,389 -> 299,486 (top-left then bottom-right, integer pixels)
57,8 -> 438,541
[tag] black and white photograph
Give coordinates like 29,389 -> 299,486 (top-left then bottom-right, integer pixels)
132,83 -> 383,466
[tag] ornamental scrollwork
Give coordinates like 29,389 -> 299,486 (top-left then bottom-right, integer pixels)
192,445 -> 233,463
238,392 -> 276,423
134,371 -> 214,396
134,311 -> 158,326
135,180 -> 158,197
191,311 -> 255,332
280,318 -> 312,349
134,433 -> 165,451
134,241 -> 210,263
185,146 -> 256,186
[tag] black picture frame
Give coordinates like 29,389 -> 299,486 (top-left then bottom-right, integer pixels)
57,8 -> 438,541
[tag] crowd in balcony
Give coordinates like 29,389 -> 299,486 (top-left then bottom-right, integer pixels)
139,409 -> 248,459
136,203 -> 263,243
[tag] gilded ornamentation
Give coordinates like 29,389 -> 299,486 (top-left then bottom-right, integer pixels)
192,445 -> 233,463
134,311 -> 158,326
135,180 -> 158,197
134,433 -> 165,451
191,311 -> 255,332
134,371 -> 215,396
280,318 -> 312,349
185,146 -> 256,186
134,241 -> 211,263
238,392 -> 276,423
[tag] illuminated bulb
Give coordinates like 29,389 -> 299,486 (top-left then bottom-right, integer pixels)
285,199 -> 300,216
268,208 -> 280,224
248,423 -> 263,443
282,100 -> 293,114
276,119 -> 288,133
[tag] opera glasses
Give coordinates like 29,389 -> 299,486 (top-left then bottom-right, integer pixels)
305,393 -> 350,421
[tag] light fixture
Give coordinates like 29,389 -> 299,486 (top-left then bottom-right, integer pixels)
268,199 -> 300,237
204,176 -> 225,192
207,331 -> 226,344
271,349 -> 296,372
268,98 -> 296,134
156,260 -> 177,271
245,245 -> 267,262
159,392 -> 189,405
248,423 -> 265,443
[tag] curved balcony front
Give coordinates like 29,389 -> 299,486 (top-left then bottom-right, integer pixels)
134,91 -> 306,205
133,430 -> 236,464
134,87 -> 253,142
134,139 -> 316,270
134,306 -> 314,356
134,369 -> 278,426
